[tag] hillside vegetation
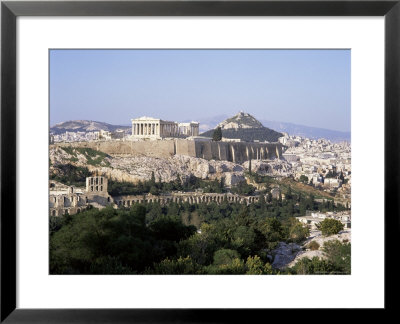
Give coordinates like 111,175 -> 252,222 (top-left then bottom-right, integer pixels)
202,112 -> 283,142
201,127 -> 283,143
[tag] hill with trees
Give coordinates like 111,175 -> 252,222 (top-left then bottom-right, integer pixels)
201,112 -> 283,143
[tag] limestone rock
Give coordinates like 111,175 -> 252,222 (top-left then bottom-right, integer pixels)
287,229 -> 352,268
50,147 -> 250,185
223,172 -> 245,186
271,242 -> 302,269
242,159 -> 292,176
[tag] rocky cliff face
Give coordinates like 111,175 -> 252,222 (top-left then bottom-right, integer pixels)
50,147 -> 291,186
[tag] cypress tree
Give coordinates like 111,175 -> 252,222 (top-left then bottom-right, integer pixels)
249,158 -> 252,175
212,127 -> 222,141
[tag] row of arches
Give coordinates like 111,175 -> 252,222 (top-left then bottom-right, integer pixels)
50,206 -> 90,217
49,195 -> 89,208
115,194 -> 260,207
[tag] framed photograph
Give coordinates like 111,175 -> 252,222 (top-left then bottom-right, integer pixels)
1,0 -> 398,321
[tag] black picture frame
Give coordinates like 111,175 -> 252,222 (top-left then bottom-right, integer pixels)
1,0 -> 398,322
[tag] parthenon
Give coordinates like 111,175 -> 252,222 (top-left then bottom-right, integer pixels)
131,116 -> 199,139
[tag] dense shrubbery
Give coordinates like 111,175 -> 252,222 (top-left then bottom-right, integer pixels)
317,218 -> 345,236
291,240 -> 351,275
230,181 -> 256,195
108,174 -> 226,197
50,173 -> 350,275
50,205 -> 196,274
60,147 -> 110,166
307,241 -> 320,251
50,198 -> 314,274
50,164 -> 92,187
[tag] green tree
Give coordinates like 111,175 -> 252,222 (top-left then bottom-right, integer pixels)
245,256 -> 274,275
288,219 -> 310,243
286,186 -> 293,200
149,256 -> 204,274
248,158 -> 252,175
260,217 -> 285,246
291,257 -> 335,275
207,249 -> 246,274
317,218 -> 344,236
207,258 -> 246,274
212,127 -> 222,141
212,249 -> 241,266
150,171 -> 156,185
291,240 -> 351,275
258,194 -> 266,212
232,226 -> 257,256
323,240 -> 351,274
299,175 -> 309,184
50,206 -> 152,274
149,185 -> 159,196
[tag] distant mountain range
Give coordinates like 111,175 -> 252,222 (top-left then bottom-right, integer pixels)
259,120 -> 350,143
51,114 -> 351,143
50,120 -> 130,135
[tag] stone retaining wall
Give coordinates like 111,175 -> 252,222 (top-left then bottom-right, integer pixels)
52,139 -> 283,163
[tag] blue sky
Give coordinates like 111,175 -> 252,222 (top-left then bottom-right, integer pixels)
50,49 -> 350,132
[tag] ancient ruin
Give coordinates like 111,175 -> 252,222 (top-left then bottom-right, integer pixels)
131,116 -> 199,139
50,176 -> 267,217
49,176 -> 112,216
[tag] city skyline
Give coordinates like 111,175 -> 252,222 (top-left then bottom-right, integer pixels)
50,49 -> 351,132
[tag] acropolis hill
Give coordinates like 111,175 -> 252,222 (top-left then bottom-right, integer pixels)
51,113 -> 284,164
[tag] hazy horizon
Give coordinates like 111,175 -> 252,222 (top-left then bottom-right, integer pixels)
50,49 -> 351,132
50,114 -> 351,135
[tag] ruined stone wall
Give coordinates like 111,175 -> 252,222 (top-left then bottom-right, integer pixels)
53,139 -> 283,163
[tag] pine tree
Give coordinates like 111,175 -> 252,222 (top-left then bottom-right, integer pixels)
286,185 -> 292,200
